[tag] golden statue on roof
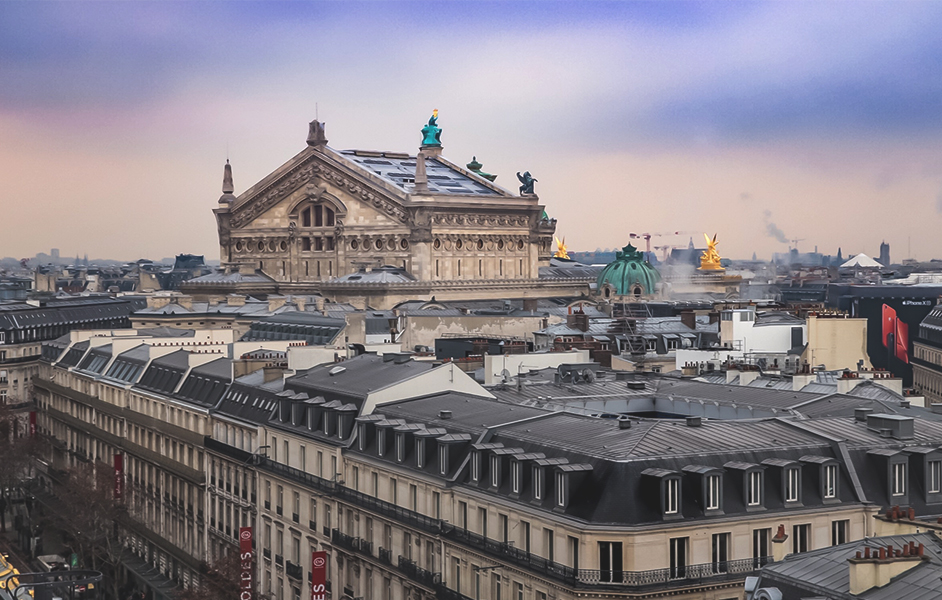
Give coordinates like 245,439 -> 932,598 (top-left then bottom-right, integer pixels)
699,233 -> 724,271
554,236 -> 570,260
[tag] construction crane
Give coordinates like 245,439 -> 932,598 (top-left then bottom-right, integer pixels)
629,231 -> 697,253
789,238 -> 805,252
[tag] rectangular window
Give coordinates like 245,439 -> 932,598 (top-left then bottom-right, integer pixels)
786,468 -> 800,502
706,474 -> 720,510
753,528 -> 770,567
458,501 -> 467,529
416,439 -> 425,468
471,452 -> 480,482
824,464 -> 837,499
453,557 -> 461,594
831,519 -> 848,546
514,582 -> 523,600
893,462 -> 906,496
665,478 -> 679,514
390,479 -> 397,504
520,520 -> 530,554
491,456 -> 500,487
929,460 -> 941,494
543,528 -> 554,562
396,435 -> 404,462
568,536 -> 579,570
492,574 -> 501,600
669,537 -> 688,579
511,462 -> 521,494
598,541 -> 623,583
439,444 -> 448,475
372,472 -> 378,497
410,484 -> 417,511
499,513 -> 509,543
534,467 -> 544,500
556,472 -> 566,507
747,471 -> 762,506
711,533 -> 730,574
792,524 -> 810,553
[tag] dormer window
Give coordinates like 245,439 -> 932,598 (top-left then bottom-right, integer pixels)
665,478 -> 679,514
824,464 -> 838,499
785,468 -> 800,503
491,455 -> 500,488
377,429 -> 386,457
416,439 -> 425,468
511,461 -> 521,495
727,461 -> 765,511
533,466 -> 544,501
706,474 -> 720,510
747,471 -> 762,506
555,471 -> 566,507
471,451 -> 481,482
396,434 -> 404,463
893,462 -> 906,496
439,444 -> 448,476
357,424 -> 366,451
321,412 -> 329,435
929,460 -> 941,494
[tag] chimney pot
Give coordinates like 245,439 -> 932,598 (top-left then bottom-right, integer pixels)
879,547 -> 886,560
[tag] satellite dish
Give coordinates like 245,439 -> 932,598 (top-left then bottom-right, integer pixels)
500,369 -> 512,384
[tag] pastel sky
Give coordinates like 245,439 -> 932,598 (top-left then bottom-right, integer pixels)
2,1 -> 942,263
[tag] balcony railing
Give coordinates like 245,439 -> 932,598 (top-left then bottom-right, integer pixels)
378,547 -> 393,565
397,556 -> 441,589
286,561 -> 303,580
331,529 -> 373,557
575,556 -> 770,588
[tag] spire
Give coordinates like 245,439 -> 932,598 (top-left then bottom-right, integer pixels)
219,160 -> 236,204
223,160 -> 234,194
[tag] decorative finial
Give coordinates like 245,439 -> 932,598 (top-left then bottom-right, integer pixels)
466,156 -> 497,182
219,160 -> 236,204
308,120 -> 328,147
420,109 -> 443,148
516,171 -> 537,195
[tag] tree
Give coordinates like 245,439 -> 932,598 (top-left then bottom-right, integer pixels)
0,402 -> 42,532
52,461 -> 125,600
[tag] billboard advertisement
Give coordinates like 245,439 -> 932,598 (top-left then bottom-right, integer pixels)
113,453 -> 124,500
310,551 -> 327,600
854,297 -> 936,386
240,527 -> 254,600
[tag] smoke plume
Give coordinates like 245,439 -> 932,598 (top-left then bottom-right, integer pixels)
763,209 -> 788,243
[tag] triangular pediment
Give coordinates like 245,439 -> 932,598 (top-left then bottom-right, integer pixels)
228,147 -> 411,229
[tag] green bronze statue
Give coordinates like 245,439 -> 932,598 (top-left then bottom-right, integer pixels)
466,156 -> 497,182
421,109 -> 442,147
517,171 -> 537,195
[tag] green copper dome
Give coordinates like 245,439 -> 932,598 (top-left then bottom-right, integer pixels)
597,243 -> 661,297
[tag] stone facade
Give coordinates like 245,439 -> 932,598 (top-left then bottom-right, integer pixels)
211,121 -> 557,288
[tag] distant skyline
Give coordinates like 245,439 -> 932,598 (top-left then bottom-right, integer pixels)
2,1 -> 942,262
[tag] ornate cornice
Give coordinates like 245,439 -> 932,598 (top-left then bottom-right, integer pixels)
230,155 -> 408,229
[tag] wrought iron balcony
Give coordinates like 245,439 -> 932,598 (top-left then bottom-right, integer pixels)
286,560 -> 303,580
397,556 -> 441,589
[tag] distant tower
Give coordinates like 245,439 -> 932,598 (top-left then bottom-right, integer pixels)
879,241 -> 891,267
836,247 -> 843,262
83,253 -> 88,266
688,237 -> 695,250
752,252 -> 757,261
51,248 -> 60,260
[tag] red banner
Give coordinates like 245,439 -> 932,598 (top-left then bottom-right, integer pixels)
28,411 -> 36,437
113,453 -> 123,500
239,527 -> 254,600
310,551 -> 327,600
